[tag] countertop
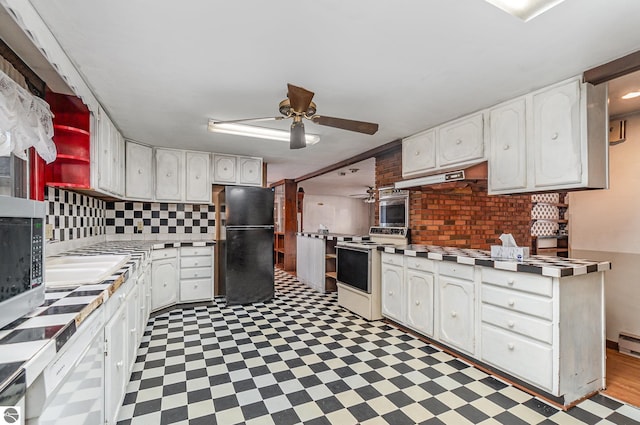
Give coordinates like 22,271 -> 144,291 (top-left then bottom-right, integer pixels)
297,232 -> 370,241
378,244 -> 611,278
0,240 -> 215,405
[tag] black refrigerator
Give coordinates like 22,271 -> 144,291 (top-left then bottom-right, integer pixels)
223,186 -> 275,305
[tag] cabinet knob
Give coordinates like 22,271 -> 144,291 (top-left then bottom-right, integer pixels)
415,150 -> 420,156
415,300 -> 421,306
388,291 -> 393,296
551,132 -> 559,140
508,320 -> 515,328
503,145 -> 510,150
194,261 -> 198,266
456,139 -> 462,145
451,311 -> 457,318
116,361 -> 123,369
166,172 -> 171,177
138,169 -> 143,174
223,167 -> 228,171
507,343 -> 515,351
507,278 -> 515,286
130,328 -> 136,334
508,299 -> 515,307
195,175 -> 200,180
163,282 -> 167,287
119,294 -> 125,302
194,273 -> 199,277
195,284 -> 199,289
249,170 -> 253,174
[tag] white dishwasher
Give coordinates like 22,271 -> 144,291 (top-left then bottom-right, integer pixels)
28,308 -> 105,425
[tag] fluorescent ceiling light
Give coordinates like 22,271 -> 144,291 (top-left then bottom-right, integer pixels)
621,91 -> 640,100
484,0 -> 566,21
208,120 -> 320,145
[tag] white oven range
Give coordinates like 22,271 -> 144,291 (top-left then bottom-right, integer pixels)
336,227 -> 409,320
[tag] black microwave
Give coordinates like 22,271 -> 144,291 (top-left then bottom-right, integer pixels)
0,196 -> 45,329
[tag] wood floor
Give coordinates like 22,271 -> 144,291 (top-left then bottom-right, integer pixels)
603,348 -> 640,407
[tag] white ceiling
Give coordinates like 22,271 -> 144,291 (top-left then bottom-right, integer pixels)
5,0 -> 640,185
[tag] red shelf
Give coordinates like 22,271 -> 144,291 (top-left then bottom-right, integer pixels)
54,124 -> 90,137
55,154 -> 90,163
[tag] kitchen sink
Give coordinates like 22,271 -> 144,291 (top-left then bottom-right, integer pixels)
45,254 -> 131,288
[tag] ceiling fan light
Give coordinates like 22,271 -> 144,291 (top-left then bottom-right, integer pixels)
290,120 -> 306,149
621,91 -> 640,100
207,120 -> 319,145
484,0 -> 566,21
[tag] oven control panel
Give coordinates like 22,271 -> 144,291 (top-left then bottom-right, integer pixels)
369,226 -> 409,237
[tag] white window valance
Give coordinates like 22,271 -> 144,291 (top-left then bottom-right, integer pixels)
0,68 -> 57,163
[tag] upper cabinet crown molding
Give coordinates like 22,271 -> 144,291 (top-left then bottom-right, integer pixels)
488,76 -> 608,195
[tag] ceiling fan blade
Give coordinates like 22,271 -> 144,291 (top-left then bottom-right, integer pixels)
310,115 -> 379,135
210,116 -> 283,125
290,120 -> 307,149
287,83 -> 315,114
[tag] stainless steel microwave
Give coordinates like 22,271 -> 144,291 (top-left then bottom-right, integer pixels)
378,188 -> 409,227
0,196 -> 45,329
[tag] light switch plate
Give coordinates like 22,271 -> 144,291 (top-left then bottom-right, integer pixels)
136,221 -> 144,232
45,223 -> 54,240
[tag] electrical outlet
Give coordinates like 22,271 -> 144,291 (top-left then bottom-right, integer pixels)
136,221 -> 144,232
45,223 -> 54,240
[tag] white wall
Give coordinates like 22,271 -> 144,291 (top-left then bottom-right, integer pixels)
569,112 -> 640,341
302,194 -> 372,235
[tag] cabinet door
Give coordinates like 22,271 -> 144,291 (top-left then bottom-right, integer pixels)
212,154 -> 237,184
238,157 -> 263,186
151,257 -> 178,310
438,113 -> 484,167
155,149 -> 184,201
488,99 -> 527,192
185,151 -> 210,202
381,263 -> 404,323
113,130 -> 125,196
438,276 -> 474,354
125,282 -> 141,373
406,269 -> 434,337
402,129 -> 436,178
125,142 -> 153,199
97,109 -> 113,192
533,80 -> 582,187
104,305 -> 127,425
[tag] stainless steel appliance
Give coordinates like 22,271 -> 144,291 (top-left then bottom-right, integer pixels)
223,186 -> 275,305
0,196 -> 45,328
336,226 -> 409,320
378,187 -> 409,228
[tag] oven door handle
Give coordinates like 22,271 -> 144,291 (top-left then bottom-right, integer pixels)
336,246 -> 370,254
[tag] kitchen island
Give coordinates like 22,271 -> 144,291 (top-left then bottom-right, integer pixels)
0,240 -> 214,424
377,244 -> 610,409
296,232 -> 369,293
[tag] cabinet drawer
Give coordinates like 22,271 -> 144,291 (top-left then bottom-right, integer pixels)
482,268 -> 552,297
481,324 -> 553,392
181,255 -> 212,268
406,257 -> 434,273
381,253 -> 404,266
181,266 -> 212,280
180,246 -> 213,257
438,262 -> 473,281
180,278 -> 212,302
151,248 -> 178,260
482,304 -> 552,344
482,284 -> 553,321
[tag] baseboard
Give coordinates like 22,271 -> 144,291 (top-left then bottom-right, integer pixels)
606,339 -> 619,350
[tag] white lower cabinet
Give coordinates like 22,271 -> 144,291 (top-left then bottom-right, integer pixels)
104,302 -> 128,425
406,266 -> 434,337
381,254 -> 404,323
438,274 -> 474,355
151,249 -> 179,310
125,282 -> 142,373
180,246 -> 214,302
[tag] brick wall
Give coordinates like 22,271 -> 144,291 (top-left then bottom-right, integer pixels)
375,147 -> 532,250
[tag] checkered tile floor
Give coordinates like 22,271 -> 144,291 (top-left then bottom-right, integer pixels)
116,269 -> 640,425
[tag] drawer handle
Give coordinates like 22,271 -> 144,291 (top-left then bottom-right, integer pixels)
194,261 -> 199,266
194,284 -> 198,289
415,300 -> 421,306
507,343 -> 515,351
507,278 -> 515,286
415,263 -> 421,269
507,320 -> 515,328
451,311 -> 457,318
194,273 -> 199,277
508,299 -> 515,307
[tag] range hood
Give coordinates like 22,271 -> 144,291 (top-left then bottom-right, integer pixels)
394,162 -> 488,189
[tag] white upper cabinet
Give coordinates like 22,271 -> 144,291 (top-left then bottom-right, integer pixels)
238,156 -> 263,185
438,113 -> 484,167
488,77 -> 608,195
185,151 -> 211,202
95,107 -> 125,197
401,113 -> 485,178
212,154 -> 263,186
125,142 -> 153,199
402,129 -> 436,178
488,99 -> 527,191
212,154 -> 237,184
532,80 -> 582,188
155,148 -> 184,201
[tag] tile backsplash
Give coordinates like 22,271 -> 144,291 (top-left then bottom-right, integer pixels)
46,186 -> 105,242
105,201 -> 216,238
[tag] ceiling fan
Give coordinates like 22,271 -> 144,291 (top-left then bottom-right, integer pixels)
210,84 -> 379,149
349,186 -> 376,203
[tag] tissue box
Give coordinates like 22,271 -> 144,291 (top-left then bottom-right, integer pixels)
490,246 -> 530,261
